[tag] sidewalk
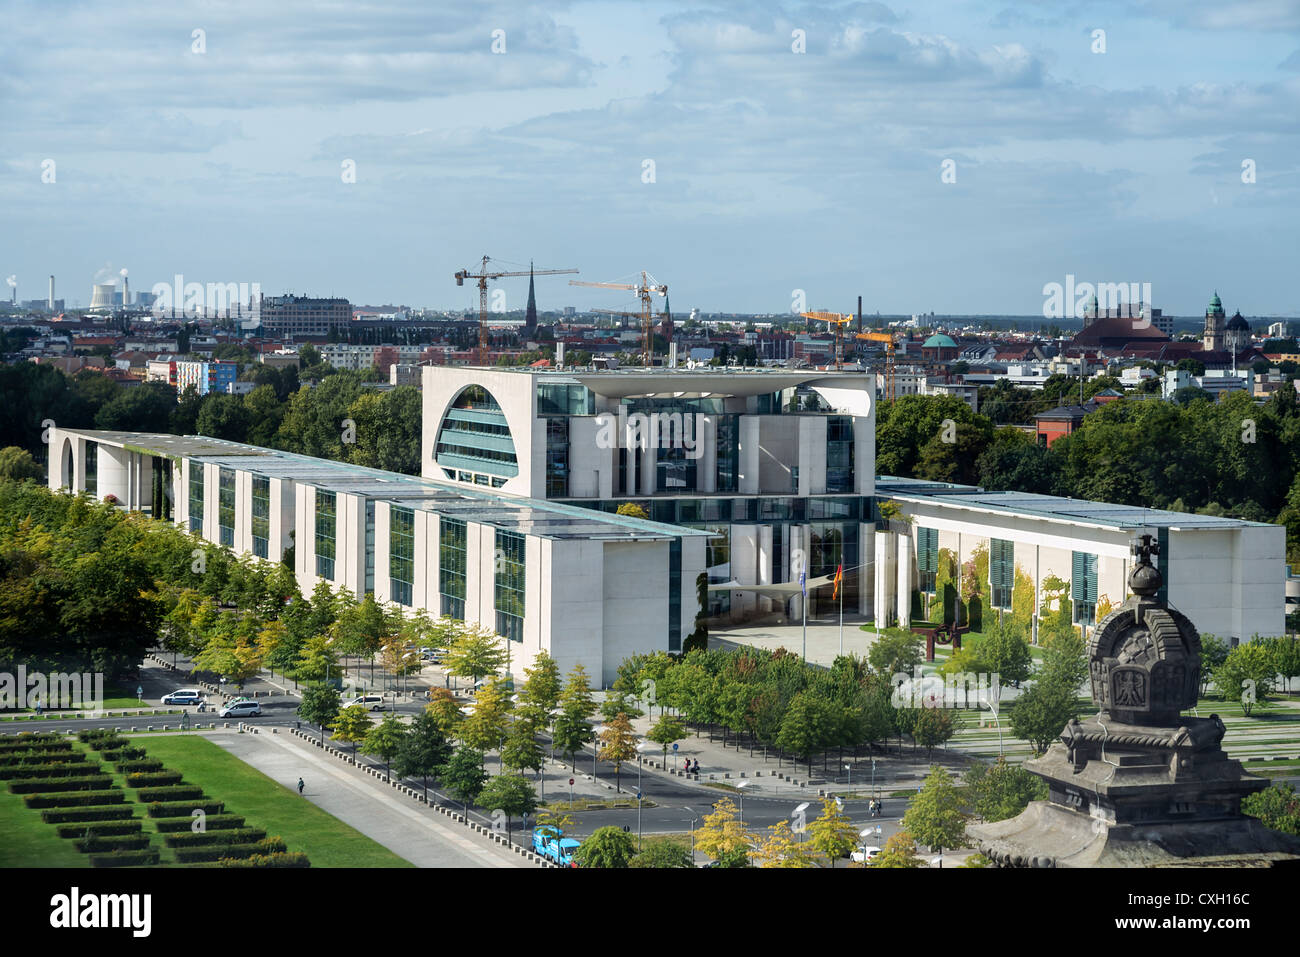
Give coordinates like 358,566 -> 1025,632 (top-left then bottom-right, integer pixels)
210,728 -> 528,868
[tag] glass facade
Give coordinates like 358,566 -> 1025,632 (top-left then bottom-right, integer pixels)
434,385 -> 519,482
251,475 -> 270,559
826,416 -> 855,493
1072,550 -> 1098,626
389,506 -> 414,606
668,538 -> 682,652
315,489 -> 336,580
85,444 -> 97,497
188,463 -> 203,534
715,414 -> 739,493
916,526 -> 939,594
439,517 -> 466,620
218,468 -> 235,547
494,529 -> 526,642
364,500 -> 375,595
546,418 -> 569,498
537,382 -> 593,416
990,538 -> 1013,609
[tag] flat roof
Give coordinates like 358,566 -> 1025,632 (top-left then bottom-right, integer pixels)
62,429 -> 707,542
449,366 -> 872,400
876,477 -> 1271,531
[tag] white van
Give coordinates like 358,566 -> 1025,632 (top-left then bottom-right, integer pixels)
342,695 -> 386,712
161,689 -> 204,706
219,700 -> 262,718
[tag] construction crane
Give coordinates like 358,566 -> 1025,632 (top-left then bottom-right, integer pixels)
454,256 -> 578,364
856,330 -> 898,402
801,311 -> 855,371
570,271 -> 666,365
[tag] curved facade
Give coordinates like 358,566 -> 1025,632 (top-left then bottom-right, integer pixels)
432,384 -> 518,487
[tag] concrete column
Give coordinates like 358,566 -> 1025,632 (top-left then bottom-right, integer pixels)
731,525 -> 760,621
874,529 -> 894,627
700,415 -> 717,494
738,415 -> 760,494
896,532 -> 911,630
97,445 -> 129,506
860,522 -> 875,615
757,524 -> 774,615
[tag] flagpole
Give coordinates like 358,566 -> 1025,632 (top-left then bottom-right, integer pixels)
838,569 -> 843,658
800,569 -> 807,663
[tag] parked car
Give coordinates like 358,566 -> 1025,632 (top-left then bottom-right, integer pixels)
342,694 -> 386,712
161,689 -> 204,706
219,700 -> 262,718
850,845 -> 882,864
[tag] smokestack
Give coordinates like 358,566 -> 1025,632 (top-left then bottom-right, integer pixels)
49,275 -> 54,311
857,295 -> 863,334
123,275 -> 129,307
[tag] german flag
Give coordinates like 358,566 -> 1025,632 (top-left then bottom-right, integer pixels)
832,563 -> 843,600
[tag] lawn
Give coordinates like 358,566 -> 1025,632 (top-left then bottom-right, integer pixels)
139,736 -> 412,868
0,778 -> 88,868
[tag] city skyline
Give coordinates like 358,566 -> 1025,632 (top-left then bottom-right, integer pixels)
3,1 -> 1299,316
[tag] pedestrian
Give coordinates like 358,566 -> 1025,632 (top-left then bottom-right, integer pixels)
297,777 -> 304,796
34,696 -> 42,716
692,759 -> 700,775
683,757 -> 690,773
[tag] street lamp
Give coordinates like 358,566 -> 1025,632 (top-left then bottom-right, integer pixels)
792,800 -> 809,843
592,724 -> 604,784
844,763 -> 852,787
684,807 -> 699,864
735,779 -> 754,825
635,741 -> 654,793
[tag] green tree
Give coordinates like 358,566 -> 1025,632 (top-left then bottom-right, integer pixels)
600,688 -> 644,722
195,393 -> 251,442
910,707 -> 956,760
393,710 -> 452,800
1009,676 -> 1078,754
553,664 -> 597,770
1198,633 -> 1230,697
360,713 -> 406,781
439,745 -> 487,814
518,651 -> 562,728
297,683 -> 340,742
646,714 -> 687,769
295,633 -> 338,684
424,687 -> 464,739
776,692 -> 835,775
868,631 -> 924,677
444,624 -> 507,688
0,446 -> 43,482
808,797 -> 858,867
478,773 -> 539,845
872,829 -> 922,868
979,616 -> 1033,686
1040,625 -> 1089,692
902,765 -> 968,862
628,840 -> 693,869
965,757 -> 1047,822
461,677 -> 514,760
1241,783 -> 1300,837
572,825 -> 637,868
331,704 -> 373,758
1215,641 -> 1277,715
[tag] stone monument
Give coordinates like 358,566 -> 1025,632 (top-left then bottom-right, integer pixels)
970,534 -> 1300,867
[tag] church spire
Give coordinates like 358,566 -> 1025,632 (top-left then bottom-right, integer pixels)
524,261 -> 538,337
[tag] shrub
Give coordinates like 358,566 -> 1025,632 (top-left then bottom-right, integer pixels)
0,745 -> 75,762
218,852 -> 310,868
125,771 -> 184,788
41,806 -> 135,824
88,848 -> 160,868
24,789 -> 124,809
114,760 -> 164,773
74,834 -> 152,853
163,828 -> 267,848
154,814 -> 245,833
0,733 -> 63,748
84,736 -> 129,752
9,775 -> 113,794
146,800 -> 224,818
0,761 -> 101,779
100,747 -> 145,762
57,821 -> 143,839
172,838 -> 287,863
136,785 -> 204,802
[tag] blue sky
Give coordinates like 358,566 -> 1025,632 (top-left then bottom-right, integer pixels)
2,0 -> 1298,316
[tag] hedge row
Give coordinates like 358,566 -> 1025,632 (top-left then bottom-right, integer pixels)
9,775 -> 113,794
85,737 -> 129,752
136,785 -> 204,802
24,789 -> 125,809
0,762 -> 102,781
114,759 -> 164,773
74,835 -> 153,853
125,771 -> 183,788
0,734 -> 63,748
147,800 -> 224,818
41,806 -> 135,824
154,814 -> 246,833
100,747 -> 145,762
0,746 -> 76,763
163,827 -> 266,848
173,838 -> 286,863
57,821 -> 143,839
88,849 -> 160,868
77,729 -> 118,743
218,852 -> 311,869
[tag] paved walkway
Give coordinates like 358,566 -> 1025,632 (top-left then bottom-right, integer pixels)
210,729 -> 527,868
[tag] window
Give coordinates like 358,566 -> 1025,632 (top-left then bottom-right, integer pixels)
494,530 -> 525,642
715,414 -> 739,493
826,416 -> 855,493
364,500 -> 375,595
669,538 -> 682,652
218,468 -> 235,547
389,506 -> 414,606
251,476 -> 270,559
85,443 -> 97,497
434,385 -> 519,482
439,517 -> 466,620
315,489 -> 336,580
1072,550 -> 1098,626
990,538 -> 1014,609
188,463 -> 203,535
546,418 -> 569,498
916,526 -> 939,594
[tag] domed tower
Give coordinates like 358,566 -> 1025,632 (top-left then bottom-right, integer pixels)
969,534 -> 1300,867
1203,291 -> 1226,352
1225,310 -> 1251,356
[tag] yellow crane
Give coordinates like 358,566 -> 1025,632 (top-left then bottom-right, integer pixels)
856,330 -> 898,402
801,311 -> 855,371
454,256 -> 578,364
570,271 -> 666,365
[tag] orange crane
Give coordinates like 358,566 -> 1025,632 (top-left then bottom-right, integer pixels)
455,256 -> 578,364
801,311 -> 855,371
570,271 -> 666,365
856,330 -> 898,402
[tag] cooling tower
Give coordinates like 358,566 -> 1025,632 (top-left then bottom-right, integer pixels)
90,283 -> 118,309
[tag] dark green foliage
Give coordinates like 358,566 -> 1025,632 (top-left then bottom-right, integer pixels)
41,805 -> 135,824
24,789 -> 125,808
153,813 -> 245,832
162,827 -> 267,848
88,848 -> 160,868
74,834 -> 152,853
135,785 -> 205,802
56,820 -> 142,838
124,771 -> 184,788
172,837 -> 286,863
217,851 -> 310,868
146,800 -> 224,818
8,774 -> 113,793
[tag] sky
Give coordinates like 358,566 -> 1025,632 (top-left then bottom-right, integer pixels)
2,0 -> 1299,317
